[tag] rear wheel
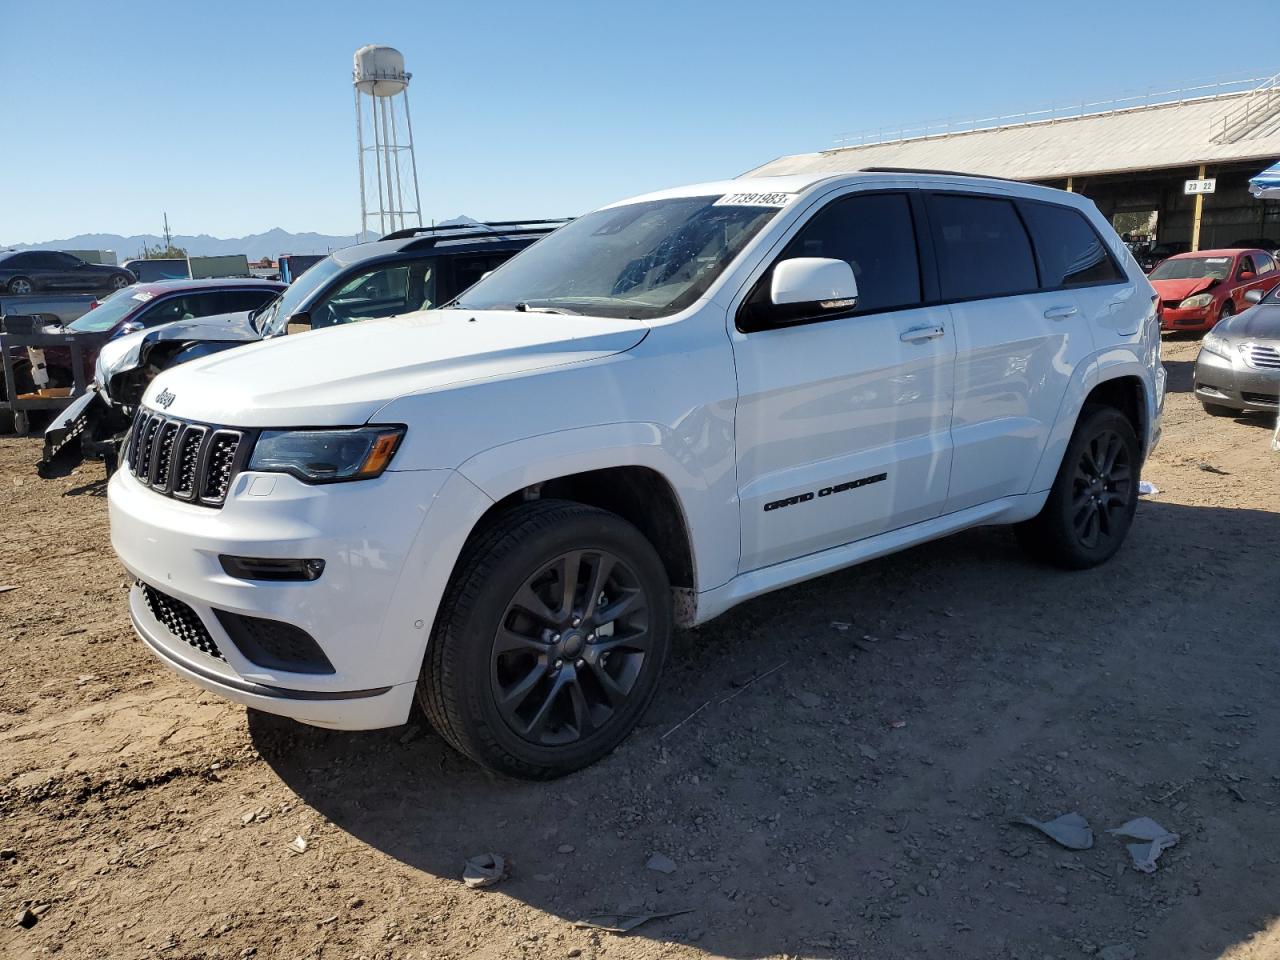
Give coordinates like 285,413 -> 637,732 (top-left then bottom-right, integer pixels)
7,276 -> 33,295
419,499 -> 672,779
1016,406 -> 1140,569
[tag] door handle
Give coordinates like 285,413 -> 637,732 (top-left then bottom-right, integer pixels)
1043,305 -> 1079,320
899,324 -> 945,343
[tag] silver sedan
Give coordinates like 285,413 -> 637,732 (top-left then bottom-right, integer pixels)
1193,287 -> 1280,416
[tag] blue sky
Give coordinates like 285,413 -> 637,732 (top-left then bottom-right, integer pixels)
2,0 -> 1272,243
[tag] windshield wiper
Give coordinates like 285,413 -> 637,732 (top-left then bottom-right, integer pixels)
515,301 -> 580,315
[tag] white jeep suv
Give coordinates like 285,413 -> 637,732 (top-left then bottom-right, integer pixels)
109,171 -> 1164,778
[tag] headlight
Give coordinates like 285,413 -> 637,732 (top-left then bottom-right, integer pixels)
1201,332 -> 1234,360
1178,293 -> 1214,310
248,426 -> 404,483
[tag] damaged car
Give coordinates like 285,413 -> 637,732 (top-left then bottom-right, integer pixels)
40,220 -> 566,474
1152,248 -> 1280,333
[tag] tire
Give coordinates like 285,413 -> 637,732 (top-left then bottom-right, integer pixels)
1201,401 -> 1238,417
1015,406 -> 1140,570
1219,300 -> 1235,322
109,273 -> 131,290
418,499 -> 673,779
7,276 -> 33,295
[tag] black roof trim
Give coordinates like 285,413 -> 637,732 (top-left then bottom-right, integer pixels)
381,218 -> 572,242
860,166 -> 1026,184
401,226 -> 565,251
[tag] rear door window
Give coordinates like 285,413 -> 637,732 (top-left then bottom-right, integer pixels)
929,194 -> 1038,300
1020,202 -> 1124,287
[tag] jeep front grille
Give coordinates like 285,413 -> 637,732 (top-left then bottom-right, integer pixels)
127,409 -> 247,507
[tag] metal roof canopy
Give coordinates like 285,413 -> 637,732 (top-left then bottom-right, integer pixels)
748,84 -> 1280,183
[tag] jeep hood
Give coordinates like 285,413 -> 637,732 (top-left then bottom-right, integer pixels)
97,310 -> 259,383
1151,277 -> 1217,301
142,309 -> 649,426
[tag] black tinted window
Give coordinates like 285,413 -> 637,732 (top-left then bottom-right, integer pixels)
782,193 -> 921,312
1021,203 -> 1123,287
219,290 -> 278,313
931,195 -> 1037,300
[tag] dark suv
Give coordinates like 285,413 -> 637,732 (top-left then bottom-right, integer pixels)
44,220 -> 567,473
0,250 -> 134,294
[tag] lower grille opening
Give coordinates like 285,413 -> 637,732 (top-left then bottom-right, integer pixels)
214,610 -> 335,675
138,582 -> 225,661
1241,391 -> 1279,406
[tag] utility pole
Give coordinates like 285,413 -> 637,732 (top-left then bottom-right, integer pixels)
162,212 -> 172,251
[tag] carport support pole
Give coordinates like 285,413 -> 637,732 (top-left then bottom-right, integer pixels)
1191,164 -> 1206,252
1066,176 -> 1073,193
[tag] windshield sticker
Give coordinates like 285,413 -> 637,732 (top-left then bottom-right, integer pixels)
714,192 -> 794,208
131,291 -> 155,302
1205,257 -> 1230,263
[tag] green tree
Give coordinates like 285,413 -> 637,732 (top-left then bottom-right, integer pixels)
1111,211 -> 1156,238
139,240 -> 188,260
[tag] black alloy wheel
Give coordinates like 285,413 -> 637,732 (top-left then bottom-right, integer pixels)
1015,406 -> 1141,569
419,499 -> 672,779
1069,427 -> 1133,550
491,548 -> 651,747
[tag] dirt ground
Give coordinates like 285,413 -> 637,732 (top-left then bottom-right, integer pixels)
2,337 -> 1278,960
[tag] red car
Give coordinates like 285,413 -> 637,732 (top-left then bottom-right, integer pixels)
1152,248 -> 1280,333
40,278 -> 286,385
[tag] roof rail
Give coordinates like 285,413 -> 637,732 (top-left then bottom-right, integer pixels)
860,166 -> 1025,183
381,218 -> 572,242
401,226 -> 566,250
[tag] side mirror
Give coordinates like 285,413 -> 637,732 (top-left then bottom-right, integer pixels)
766,258 -> 858,323
118,321 -> 144,335
1245,288 -> 1264,304
1238,270 -> 1256,282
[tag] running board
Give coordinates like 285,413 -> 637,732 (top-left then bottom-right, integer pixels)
693,492 -> 1046,625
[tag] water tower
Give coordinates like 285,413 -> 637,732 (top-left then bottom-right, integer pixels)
353,45 -> 422,238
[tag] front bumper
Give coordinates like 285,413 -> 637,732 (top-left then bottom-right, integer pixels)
109,462 -> 492,729
1160,305 -> 1216,332
1193,348 -> 1280,413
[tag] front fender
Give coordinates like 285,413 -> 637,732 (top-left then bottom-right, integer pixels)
456,421 -> 739,593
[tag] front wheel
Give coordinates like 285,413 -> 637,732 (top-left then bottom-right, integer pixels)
419,499 -> 672,779
109,273 -> 131,290
1219,300 -> 1235,322
1016,406 -> 1140,569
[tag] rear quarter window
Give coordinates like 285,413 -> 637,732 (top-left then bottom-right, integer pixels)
1020,202 -> 1125,287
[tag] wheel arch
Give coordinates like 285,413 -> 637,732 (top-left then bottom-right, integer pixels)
1030,358 -> 1154,492
455,423 -> 721,620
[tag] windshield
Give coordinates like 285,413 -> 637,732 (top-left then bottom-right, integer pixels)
451,195 -> 783,319
66,288 -> 145,332
256,254 -> 345,336
1149,256 -> 1232,281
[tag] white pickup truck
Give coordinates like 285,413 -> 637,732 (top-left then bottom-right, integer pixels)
108,171 -> 1164,779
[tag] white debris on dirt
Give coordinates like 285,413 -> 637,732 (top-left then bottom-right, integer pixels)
462,853 -> 506,889
1109,817 -> 1180,873
1016,812 -> 1094,850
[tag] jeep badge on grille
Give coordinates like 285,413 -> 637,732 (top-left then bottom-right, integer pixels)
156,388 -> 176,409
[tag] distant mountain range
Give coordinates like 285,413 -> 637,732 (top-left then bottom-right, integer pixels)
3,219 -> 476,262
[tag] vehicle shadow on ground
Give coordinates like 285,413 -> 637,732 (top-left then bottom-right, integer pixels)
251,501 -> 1280,960
1164,358 -> 1194,393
